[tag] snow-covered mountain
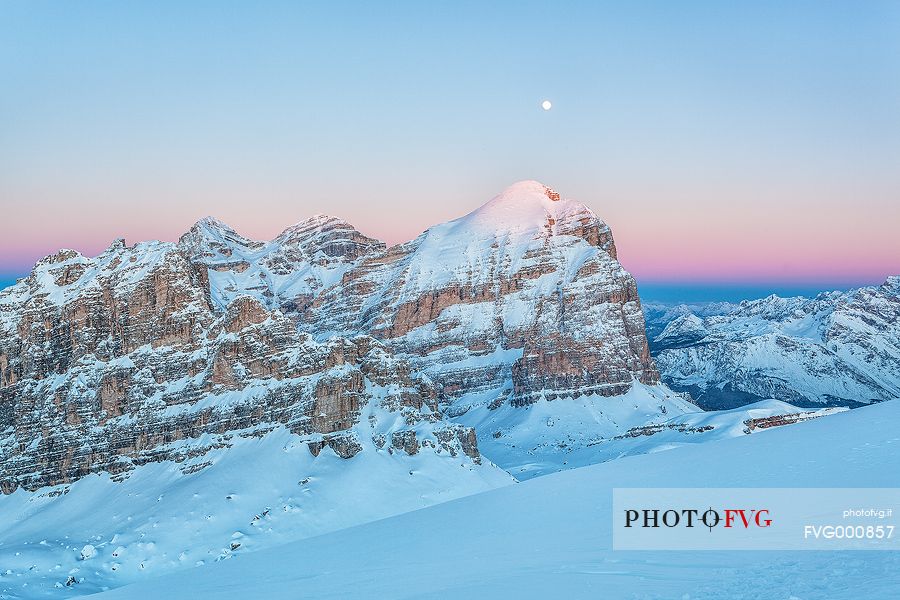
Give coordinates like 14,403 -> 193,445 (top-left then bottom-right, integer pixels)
163,180 -> 703,475
303,180 -> 689,473
643,300 -> 737,343
1,180 -> 855,491
177,215 -> 385,313
0,181 -> 854,597
88,400 -> 900,600
0,240 -> 494,493
650,278 -> 900,409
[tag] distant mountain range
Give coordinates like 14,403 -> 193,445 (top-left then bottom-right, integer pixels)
645,277 -> 900,409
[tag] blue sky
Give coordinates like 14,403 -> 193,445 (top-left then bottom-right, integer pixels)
1,1 -> 898,300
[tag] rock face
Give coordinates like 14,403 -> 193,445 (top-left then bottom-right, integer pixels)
650,278 -> 900,409
309,180 -> 659,409
0,239 -> 482,495
0,180 -> 683,493
177,215 -> 386,315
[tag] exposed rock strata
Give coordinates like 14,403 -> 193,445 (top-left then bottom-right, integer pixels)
0,241 -> 477,494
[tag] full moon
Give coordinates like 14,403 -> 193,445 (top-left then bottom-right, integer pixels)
541,100 -> 552,111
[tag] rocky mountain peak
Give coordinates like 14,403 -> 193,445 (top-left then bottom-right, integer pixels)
182,216 -> 252,246
2,181 -> 669,495
275,214 -> 344,238
178,216 -> 263,264
193,215 -> 233,230
280,213 -> 348,230
34,248 -> 84,267
881,275 -> 900,294
305,182 -> 658,455
653,279 -> 900,409
494,179 -> 561,201
105,237 -> 128,251
272,215 -> 384,260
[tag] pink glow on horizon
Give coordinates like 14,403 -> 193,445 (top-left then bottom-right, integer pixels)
2,187 -> 897,288
613,225 -> 900,285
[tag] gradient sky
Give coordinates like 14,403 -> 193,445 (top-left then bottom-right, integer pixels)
2,1 -> 899,294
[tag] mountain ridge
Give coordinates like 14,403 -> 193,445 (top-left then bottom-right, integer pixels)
649,277 -> 900,409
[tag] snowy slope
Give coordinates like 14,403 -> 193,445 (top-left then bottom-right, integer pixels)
652,279 -> 900,409
91,401 -> 900,600
0,391 -> 832,596
0,427 -> 512,598
452,382 -> 843,479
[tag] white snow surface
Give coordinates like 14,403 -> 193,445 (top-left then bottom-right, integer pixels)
89,400 -> 900,600
0,381 -> 835,597
0,426 -> 512,598
457,383 -> 842,479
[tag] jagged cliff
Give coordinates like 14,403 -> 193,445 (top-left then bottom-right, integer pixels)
0,239 -> 483,494
309,181 -> 659,403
